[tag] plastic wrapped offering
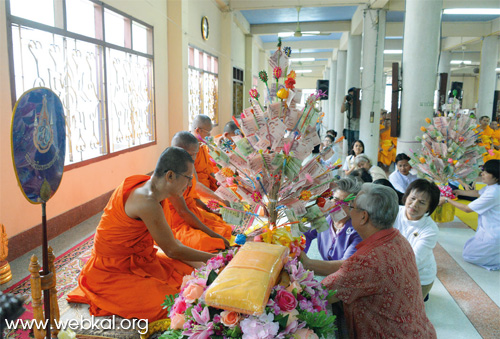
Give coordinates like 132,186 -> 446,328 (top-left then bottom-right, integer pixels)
204,242 -> 289,315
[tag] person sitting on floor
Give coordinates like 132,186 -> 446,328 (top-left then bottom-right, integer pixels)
439,159 -> 500,271
342,140 -> 365,176
166,131 -> 232,252
394,179 -> 441,299
354,154 -> 388,181
217,120 -> 241,150
300,184 -> 436,338
349,168 -> 373,182
303,177 -> 362,261
67,147 -> 216,321
373,178 -> 404,204
389,153 -> 417,194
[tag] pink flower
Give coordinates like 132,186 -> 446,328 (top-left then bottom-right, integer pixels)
294,328 -> 319,339
249,88 -> 260,99
220,311 -> 240,328
192,306 -> 211,325
282,309 -> 299,326
171,299 -> 187,315
170,313 -> 186,329
182,283 -> 205,302
275,289 -> 297,312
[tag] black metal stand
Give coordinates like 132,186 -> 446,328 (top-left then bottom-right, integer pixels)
41,203 -> 51,339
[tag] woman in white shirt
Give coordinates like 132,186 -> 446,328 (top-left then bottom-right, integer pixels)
394,179 -> 441,299
439,159 -> 500,271
342,140 -> 364,176
354,154 -> 388,181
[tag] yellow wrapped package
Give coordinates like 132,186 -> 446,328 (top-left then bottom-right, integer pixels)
205,242 -> 289,315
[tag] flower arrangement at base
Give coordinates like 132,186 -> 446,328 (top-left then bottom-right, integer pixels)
162,249 -> 336,339
409,115 -> 484,222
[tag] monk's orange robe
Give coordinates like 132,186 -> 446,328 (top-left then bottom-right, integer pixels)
67,175 -> 193,321
195,144 -> 219,191
166,177 -> 232,252
477,126 -> 496,162
378,126 -> 397,166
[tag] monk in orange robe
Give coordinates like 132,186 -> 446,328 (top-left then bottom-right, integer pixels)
67,147 -> 215,321
191,115 -> 231,206
166,131 -> 232,252
378,111 -> 397,172
476,116 -> 495,162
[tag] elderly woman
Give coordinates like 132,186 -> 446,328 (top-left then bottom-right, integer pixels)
301,184 -> 436,338
354,154 -> 388,181
303,177 -> 362,261
394,179 -> 441,299
439,159 -> 500,270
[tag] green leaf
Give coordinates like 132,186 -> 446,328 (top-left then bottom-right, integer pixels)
275,314 -> 289,331
161,294 -> 178,312
207,269 -> 218,286
158,329 -> 184,339
298,310 -> 337,337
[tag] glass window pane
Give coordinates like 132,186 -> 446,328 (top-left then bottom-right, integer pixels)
132,21 -> 148,53
67,0 -> 97,38
10,0 -> 55,26
104,9 -> 125,47
188,47 -> 194,67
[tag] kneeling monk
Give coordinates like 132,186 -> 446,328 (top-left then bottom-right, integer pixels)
167,131 -> 232,252
67,147 -> 215,321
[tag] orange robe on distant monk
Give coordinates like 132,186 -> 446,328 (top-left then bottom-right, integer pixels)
195,144 -> 219,191
166,177 -> 232,252
67,175 -> 193,321
378,126 -> 397,166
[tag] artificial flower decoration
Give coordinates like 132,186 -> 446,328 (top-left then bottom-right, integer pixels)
285,77 -> 296,90
251,191 -> 263,203
276,88 -> 289,100
420,126 -> 427,132
221,167 -> 235,177
287,70 -> 296,79
259,71 -> 268,84
283,46 -> 292,57
299,191 -> 312,201
273,67 -> 283,80
249,88 -> 260,99
425,117 -> 432,124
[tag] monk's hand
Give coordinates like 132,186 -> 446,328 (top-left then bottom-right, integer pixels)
299,251 -> 311,269
219,236 -> 231,249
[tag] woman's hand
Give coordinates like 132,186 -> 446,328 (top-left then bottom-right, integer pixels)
439,196 -> 447,206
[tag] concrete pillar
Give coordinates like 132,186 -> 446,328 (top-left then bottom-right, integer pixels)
359,9 -> 386,163
244,35 -> 254,108
167,0 -> 189,135
381,73 -> 388,111
217,12 -> 234,133
398,0 -> 442,156
329,61 -> 337,130
322,67 -> 330,129
345,35 -> 362,90
477,36 -> 499,118
335,51 -> 347,150
438,50 -> 452,96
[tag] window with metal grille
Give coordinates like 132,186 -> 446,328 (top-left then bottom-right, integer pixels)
6,0 -> 156,168
188,45 -> 218,126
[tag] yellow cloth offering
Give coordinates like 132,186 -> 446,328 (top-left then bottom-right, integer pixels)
205,242 -> 289,315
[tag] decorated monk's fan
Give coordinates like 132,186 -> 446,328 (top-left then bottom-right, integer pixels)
201,39 -> 339,253
11,88 -> 66,339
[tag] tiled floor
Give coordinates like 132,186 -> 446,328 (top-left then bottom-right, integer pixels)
2,213 -> 500,338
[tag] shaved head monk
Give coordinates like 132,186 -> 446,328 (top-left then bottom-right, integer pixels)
67,147 -> 215,321
191,115 -> 229,205
167,131 -> 232,251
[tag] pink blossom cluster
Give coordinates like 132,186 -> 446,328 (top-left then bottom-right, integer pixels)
167,252 -> 330,339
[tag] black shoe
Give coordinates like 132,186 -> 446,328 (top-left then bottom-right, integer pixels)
424,293 -> 429,302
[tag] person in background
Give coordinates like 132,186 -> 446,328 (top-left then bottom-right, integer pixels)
300,184 -> 436,338
342,140 -> 365,176
439,159 -> 500,271
373,178 -> 404,204
394,179 -> 441,299
303,178 -> 362,261
354,154 -> 388,182
349,168 -> 373,183
217,120 -> 241,150
378,111 -> 397,173
389,153 -> 417,194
